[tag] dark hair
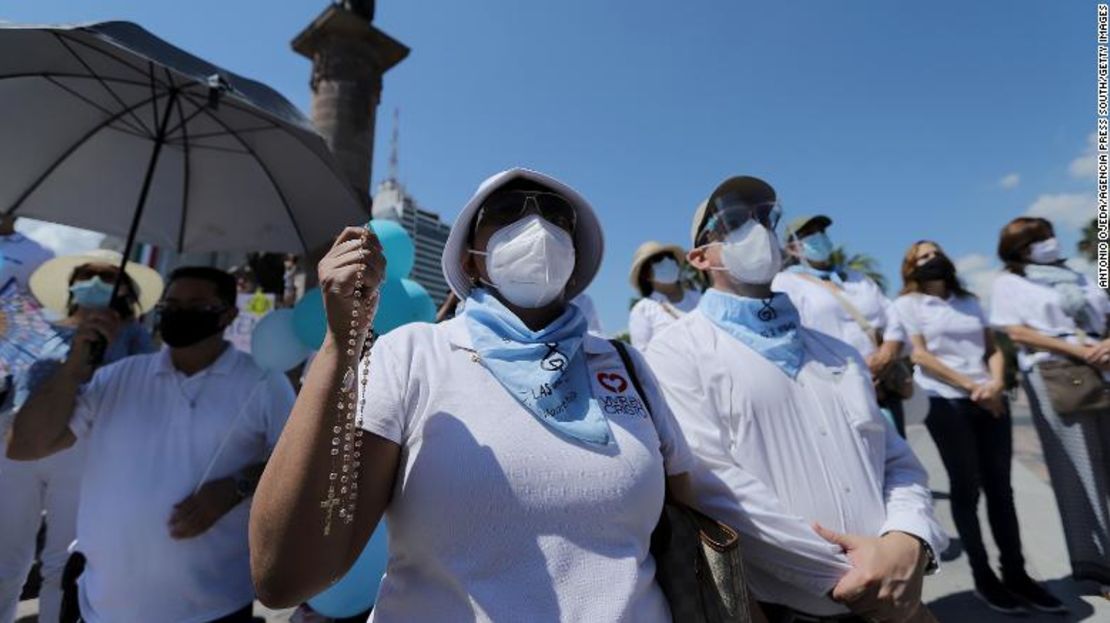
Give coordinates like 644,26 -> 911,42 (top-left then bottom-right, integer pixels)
997,217 -> 1054,276
167,266 -> 236,307
899,240 -> 974,298
67,265 -> 141,319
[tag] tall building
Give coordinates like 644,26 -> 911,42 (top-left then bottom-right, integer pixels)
371,110 -> 452,306
372,178 -> 452,306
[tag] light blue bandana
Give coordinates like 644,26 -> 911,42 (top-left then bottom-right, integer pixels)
788,263 -> 844,285
1024,264 -> 1095,332
699,288 -> 806,378
463,289 -> 611,445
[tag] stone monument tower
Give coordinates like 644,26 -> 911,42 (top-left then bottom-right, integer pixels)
292,1 -> 409,209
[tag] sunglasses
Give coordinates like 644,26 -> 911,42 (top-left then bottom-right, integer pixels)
475,190 -> 577,234
72,266 -> 121,282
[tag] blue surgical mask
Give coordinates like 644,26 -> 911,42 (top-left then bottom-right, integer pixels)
69,277 -> 114,309
651,258 -> 681,284
801,232 -> 834,263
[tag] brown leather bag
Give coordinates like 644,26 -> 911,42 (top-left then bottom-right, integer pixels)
1036,358 -> 1110,416
611,340 -> 755,622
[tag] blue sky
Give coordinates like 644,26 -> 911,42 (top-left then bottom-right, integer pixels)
2,1 -> 1098,332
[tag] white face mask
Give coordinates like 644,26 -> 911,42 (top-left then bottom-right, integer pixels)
651,258 -> 681,284
706,220 -> 783,285
472,215 -> 576,308
1028,237 -> 1061,264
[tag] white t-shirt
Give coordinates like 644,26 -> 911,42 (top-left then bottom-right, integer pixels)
772,270 -> 905,359
989,271 -> 1110,370
0,232 -> 54,294
894,293 -> 992,399
571,292 -> 604,335
628,289 -> 701,351
645,309 -> 945,616
357,317 -> 692,622
70,346 -> 295,623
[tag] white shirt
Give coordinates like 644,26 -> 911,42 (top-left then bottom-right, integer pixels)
357,317 -> 692,622
989,271 -> 1110,371
571,292 -> 604,335
645,308 -> 946,616
0,232 -> 54,294
773,270 -> 905,359
69,345 -> 295,623
894,294 -> 992,399
628,289 -> 701,351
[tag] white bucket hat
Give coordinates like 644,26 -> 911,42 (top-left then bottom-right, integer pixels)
441,168 -> 605,302
29,249 -> 164,315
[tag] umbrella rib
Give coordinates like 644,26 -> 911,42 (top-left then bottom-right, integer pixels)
5,91 -> 169,216
41,75 -> 148,136
53,33 -> 154,137
172,72 -> 191,252
148,62 -> 159,136
164,142 -> 250,155
180,93 -> 309,252
58,31 -> 170,84
163,99 -> 210,140
172,126 -> 277,141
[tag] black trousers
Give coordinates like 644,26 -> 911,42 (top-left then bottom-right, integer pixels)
925,397 -> 1024,577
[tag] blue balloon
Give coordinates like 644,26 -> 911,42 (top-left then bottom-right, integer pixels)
292,287 -> 328,350
400,278 -> 436,323
308,522 -> 389,618
251,309 -> 311,371
369,220 -> 415,280
373,279 -> 414,334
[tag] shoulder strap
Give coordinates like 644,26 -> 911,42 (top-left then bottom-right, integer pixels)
609,339 -> 654,418
658,300 -> 681,320
794,272 -> 879,345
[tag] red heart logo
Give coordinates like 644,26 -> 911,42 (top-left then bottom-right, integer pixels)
597,372 -> 628,394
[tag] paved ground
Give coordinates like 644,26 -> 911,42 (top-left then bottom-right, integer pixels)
915,393 -> 1109,621
18,395 -> 1110,622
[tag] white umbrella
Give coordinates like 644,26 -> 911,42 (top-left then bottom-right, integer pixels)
0,21 -> 365,265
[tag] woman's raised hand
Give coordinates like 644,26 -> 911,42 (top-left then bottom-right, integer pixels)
318,226 -> 386,345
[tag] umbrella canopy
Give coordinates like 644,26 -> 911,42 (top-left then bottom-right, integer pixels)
0,21 -> 365,255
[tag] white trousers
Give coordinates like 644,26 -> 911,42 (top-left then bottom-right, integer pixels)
0,444 -> 85,623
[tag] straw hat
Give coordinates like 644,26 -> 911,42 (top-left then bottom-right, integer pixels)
29,249 -> 164,315
629,241 -> 685,292
441,168 -> 604,301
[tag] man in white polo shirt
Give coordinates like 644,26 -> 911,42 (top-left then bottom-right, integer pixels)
6,267 -> 295,623
646,176 -> 946,622
0,215 -> 54,294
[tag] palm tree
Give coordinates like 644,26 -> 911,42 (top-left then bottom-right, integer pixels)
828,246 -> 888,293
1079,216 -> 1100,263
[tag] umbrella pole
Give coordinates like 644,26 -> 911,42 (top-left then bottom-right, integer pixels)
94,89 -> 180,363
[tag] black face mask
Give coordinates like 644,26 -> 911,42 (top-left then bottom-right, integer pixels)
912,256 -> 953,282
158,308 -> 225,348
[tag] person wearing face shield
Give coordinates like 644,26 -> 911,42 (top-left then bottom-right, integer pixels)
772,217 -> 911,437
0,251 -> 158,623
6,266 -> 295,623
644,176 -> 947,623
990,217 -> 1110,599
250,169 -> 703,622
627,241 -> 701,351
